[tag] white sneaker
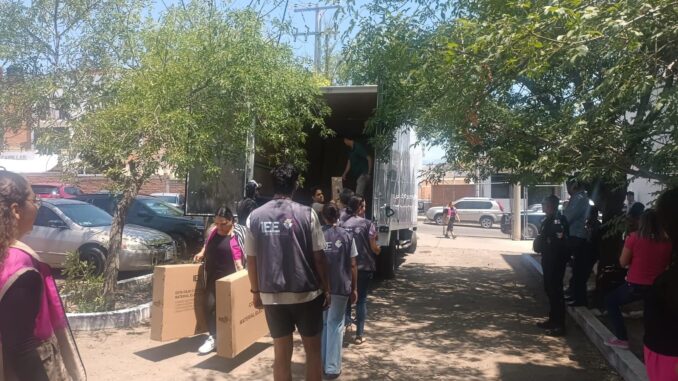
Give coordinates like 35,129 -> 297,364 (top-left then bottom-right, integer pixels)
198,335 -> 215,354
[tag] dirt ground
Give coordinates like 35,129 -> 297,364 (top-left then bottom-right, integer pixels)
74,228 -> 621,380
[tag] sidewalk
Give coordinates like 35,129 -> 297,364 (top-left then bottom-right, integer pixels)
75,233 -> 620,380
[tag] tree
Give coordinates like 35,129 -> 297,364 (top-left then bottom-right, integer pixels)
0,0 -> 146,156
342,0 -> 678,268
74,4 -> 328,308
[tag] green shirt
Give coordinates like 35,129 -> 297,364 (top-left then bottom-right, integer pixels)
348,141 -> 369,178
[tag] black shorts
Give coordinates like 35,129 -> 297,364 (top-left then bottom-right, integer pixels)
263,294 -> 325,339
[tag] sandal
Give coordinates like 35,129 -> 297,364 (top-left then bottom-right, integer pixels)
354,336 -> 365,345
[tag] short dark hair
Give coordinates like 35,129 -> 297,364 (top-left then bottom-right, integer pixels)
311,186 -> 323,197
346,196 -> 364,216
542,195 -> 560,208
271,163 -> 299,196
656,187 -> 678,245
628,202 -> 645,218
626,191 -> 635,197
339,188 -> 354,206
215,206 -> 234,220
322,202 -> 340,224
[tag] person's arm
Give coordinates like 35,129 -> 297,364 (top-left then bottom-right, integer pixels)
244,218 -> 262,309
370,237 -> 381,255
310,210 -> 331,307
0,271 -> 49,381
350,239 -> 358,305
619,247 -> 633,268
342,160 -> 351,181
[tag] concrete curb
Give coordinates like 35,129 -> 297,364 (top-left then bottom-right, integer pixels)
520,254 -> 648,381
66,273 -> 154,331
67,302 -> 152,331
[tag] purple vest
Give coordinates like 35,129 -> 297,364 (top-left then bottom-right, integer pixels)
322,226 -> 353,296
340,214 -> 376,272
249,199 -> 319,293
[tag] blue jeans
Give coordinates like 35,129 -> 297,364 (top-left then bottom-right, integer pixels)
346,271 -> 372,337
322,294 -> 349,375
605,282 -> 651,340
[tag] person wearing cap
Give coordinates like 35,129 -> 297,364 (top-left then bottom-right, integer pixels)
237,180 -> 260,224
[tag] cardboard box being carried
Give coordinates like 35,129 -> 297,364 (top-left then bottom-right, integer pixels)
331,176 -> 343,203
151,264 -> 208,341
216,270 -> 269,358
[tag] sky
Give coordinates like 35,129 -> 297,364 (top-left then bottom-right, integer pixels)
149,0 -> 447,164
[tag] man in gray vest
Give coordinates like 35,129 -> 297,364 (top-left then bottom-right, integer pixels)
246,163 -> 330,381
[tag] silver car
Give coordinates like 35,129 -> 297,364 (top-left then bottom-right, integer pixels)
425,197 -> 504,228
23,199 -> 176,274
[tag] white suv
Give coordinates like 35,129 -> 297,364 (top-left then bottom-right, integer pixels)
425,197 -> 505,228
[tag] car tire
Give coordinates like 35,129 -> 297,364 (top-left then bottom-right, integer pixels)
170,234 -> 188,259
80,246 -> 106,276
480,216 -> 494,229
523,224 -> 539,239
434,214 -> 443,225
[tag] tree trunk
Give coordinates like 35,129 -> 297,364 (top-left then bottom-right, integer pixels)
102,184 -> 140,310
591,178 -> 627,308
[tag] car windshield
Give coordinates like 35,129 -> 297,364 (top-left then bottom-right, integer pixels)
139,198 -> 184,216
155,195 -> 178,204
32,185 -> 58,195
56,204 -> 112,227
64,187 -> 83,196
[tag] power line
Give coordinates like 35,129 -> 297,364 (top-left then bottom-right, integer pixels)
293,3 -> 339,73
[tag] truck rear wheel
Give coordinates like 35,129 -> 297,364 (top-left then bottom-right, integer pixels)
405,231 -> 417,254
378,235 -> 397,279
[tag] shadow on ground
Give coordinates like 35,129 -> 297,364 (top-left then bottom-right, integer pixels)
216,252 -> 618,380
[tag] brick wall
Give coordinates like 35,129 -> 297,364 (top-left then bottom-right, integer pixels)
3,125 -> 31,150
23,173 -> 185,195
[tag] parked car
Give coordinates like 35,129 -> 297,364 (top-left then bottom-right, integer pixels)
31,183 -> 83,199
74,194 -> 205,257
425,197 -> 504,228
23,199 -> 176,274
150,192 -> 185,209
500,212 -> 544,239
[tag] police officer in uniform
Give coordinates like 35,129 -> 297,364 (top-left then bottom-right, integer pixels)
534,194 -> 570,337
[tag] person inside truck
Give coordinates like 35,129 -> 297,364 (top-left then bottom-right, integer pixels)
245,163 -> 331,381
340,196 -> 381,345
341,138 -> 373,197
193,206 -> 246,354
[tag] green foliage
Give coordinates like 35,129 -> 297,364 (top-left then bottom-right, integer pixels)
75,5 -> 328,184
342,0 -> 678,188
61,252 -> 107,313
0,0 -> 147,154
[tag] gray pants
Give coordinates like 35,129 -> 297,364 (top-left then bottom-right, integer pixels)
356,174 -> 371,196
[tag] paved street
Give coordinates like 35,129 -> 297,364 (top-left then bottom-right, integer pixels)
74,228 -> 620,380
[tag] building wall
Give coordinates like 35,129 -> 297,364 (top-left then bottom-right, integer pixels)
23,173 -> 185,195
3,124 -> 31,150
431,184 -> 476,206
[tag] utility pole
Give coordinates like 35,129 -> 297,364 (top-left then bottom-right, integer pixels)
293,3 -> 339,73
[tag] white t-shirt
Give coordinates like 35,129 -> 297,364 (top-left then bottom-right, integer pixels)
245,209 -> 327,305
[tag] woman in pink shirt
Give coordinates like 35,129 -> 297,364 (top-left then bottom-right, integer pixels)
604,209 -> 672,349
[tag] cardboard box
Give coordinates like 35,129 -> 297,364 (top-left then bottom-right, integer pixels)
151,264 -> 208,341
216,270 -> 269,358
331,176 -> 343,203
